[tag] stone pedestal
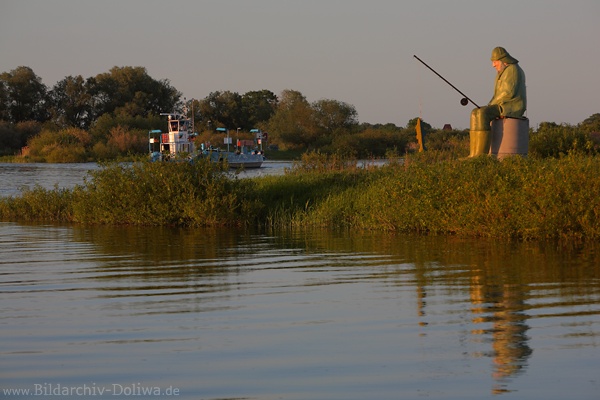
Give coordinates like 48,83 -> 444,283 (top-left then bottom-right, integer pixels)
490,117 -> 529,159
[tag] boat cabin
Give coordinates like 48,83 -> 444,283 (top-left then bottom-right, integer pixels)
149,113 -> 196,161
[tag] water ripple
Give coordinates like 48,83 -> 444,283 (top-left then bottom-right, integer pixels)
1,223 -> 599,399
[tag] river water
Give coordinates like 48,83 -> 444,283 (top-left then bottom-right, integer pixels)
1,164 -> 599,399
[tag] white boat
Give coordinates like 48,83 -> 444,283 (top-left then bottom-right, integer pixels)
149,113 -> 264,168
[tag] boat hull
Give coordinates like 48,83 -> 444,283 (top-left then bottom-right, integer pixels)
206,151 -> 264,169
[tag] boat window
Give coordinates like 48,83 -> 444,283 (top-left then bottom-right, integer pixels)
170,121 -> 179,132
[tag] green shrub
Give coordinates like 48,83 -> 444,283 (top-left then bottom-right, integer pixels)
288,150 -> 359,174
530,123 -> 597,158
0,185 -> 74,221
26,128 -> 92,162
422,129 -> 469,154
325,128 -> 412,158
71,159 -> 259,226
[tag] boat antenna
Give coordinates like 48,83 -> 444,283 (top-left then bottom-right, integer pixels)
190,98 -> 195,134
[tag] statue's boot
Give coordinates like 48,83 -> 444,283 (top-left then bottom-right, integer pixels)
469,130 -> 492,157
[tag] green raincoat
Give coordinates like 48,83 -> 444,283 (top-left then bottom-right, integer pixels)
489,63 -> 527,118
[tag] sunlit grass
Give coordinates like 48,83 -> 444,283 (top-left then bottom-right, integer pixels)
2,152 -> 600,239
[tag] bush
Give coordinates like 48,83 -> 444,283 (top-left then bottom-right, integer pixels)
324,128 -> 413,158
70,159 -> 259,226
288,150 -> 359,174
422,129 -> 469,154
26,128 -> 92,162
530,123 -> 597,158
43,143 -> 88,163
106,126 -> 147,154
0,185 -> 74,221
91,141 -> 117,160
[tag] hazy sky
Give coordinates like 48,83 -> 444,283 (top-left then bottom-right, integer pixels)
1,0 -> 598,129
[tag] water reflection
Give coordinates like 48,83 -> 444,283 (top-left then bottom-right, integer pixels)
2,223 -> 599,399
366,236 -> 598,394
470,278 -> 532,394
72,226 -> 598,394
268,233 -> 598,395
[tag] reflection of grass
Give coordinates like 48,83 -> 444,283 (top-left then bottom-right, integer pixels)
2,152 -> 600,239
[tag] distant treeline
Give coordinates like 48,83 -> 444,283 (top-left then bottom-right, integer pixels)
1,65 -> 600,161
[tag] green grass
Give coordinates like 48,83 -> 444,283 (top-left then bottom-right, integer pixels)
2,153 -> 600,240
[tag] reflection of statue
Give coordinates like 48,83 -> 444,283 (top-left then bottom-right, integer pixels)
469,47 -> 526,157
470,276 -> 533,395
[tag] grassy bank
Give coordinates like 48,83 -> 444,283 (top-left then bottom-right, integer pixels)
1,153 -> 600,239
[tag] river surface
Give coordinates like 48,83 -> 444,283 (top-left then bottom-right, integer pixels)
1,164 -> 600,399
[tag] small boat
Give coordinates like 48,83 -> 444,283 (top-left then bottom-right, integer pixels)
148,113 -> 264,168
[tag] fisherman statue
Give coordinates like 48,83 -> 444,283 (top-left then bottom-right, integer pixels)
469,47 -> 527,157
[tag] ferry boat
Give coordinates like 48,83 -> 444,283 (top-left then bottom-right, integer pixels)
149,113 -> 264,168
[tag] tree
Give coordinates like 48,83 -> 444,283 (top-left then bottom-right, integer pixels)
579,113 -> 600,133
197,91 -> 244,131
87,66 -> 181,120
0,66 -> 48,123
48,75 -> 92,129
406,117 -> 432,133
241,90 -> 278,129
0,78 -> 9,121
266,90 -> 317,149
311,99 -> 358,136
0,121 -> 20,154
0,120 -> 42,155
89,113 -> 164,144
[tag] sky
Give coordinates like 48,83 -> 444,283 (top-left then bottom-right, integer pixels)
1,0 -> 598,130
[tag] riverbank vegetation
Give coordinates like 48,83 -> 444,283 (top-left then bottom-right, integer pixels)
2,147 -> 599,240
2,65 -> 600,239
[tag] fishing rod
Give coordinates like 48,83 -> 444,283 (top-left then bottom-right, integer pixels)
413,55 -> 480,109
